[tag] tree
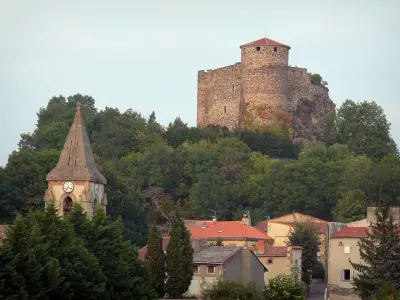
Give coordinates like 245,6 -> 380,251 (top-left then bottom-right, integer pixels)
67,204 -> 155,300
336,100 -> 398,161
165,211 -> 194,298
262,274 -> 305,300
209,237 -> 224,246
203,281 -> 259,300
0,203 -> 106,299
333,189 -> 366,223
145,222 -> 166,298
350,206 -> 400,299
286,219 -> 321,286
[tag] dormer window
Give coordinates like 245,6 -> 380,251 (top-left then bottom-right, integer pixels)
256,47 -> 261,51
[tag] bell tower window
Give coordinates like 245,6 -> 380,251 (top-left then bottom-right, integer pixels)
63,197 -> 73,214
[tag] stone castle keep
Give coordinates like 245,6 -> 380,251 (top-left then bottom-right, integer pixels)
197,37 -> 335,144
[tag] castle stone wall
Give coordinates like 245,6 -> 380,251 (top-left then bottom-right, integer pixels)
241,46 -> 289,69
287,67 -> 311,114
197,63 -> 241,129
242,65 -> 289,126
197,38 -> 336,143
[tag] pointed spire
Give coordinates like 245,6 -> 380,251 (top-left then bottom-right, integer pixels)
47,103 -> 107,184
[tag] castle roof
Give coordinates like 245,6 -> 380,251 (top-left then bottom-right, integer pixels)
46,104 -> 107,184
240,37 -> 290,49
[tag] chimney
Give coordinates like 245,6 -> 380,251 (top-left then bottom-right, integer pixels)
242,213 -> 251,226
212,216 -> 217,222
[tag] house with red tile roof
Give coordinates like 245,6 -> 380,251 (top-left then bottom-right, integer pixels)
327,207 -> 400,300
255,212 -> 328,268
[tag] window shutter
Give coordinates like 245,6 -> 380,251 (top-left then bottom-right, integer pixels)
341,270 -> 344,280
350,269 -> 354,280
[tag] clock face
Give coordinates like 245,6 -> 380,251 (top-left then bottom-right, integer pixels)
94,183 -> 99,195
63,181 -> 74,193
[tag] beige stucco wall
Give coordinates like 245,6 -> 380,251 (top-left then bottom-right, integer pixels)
44,180 -> 106,217
261,256 -> 289,283
259,247 -> 302,284
267,222 -> 291,246
328,237 -> 361,298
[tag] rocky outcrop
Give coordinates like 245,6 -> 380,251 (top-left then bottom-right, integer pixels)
292,84 -> 335,147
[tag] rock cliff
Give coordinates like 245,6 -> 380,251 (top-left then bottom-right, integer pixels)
292,84 -> 335,147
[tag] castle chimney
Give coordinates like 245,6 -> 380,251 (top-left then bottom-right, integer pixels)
242,213 -> 251,226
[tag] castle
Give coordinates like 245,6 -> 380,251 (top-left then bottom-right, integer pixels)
44,103 -> 108,218
197,37 -> 335,143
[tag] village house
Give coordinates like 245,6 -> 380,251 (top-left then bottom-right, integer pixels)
256,213 -> 328,268
187,246 -> 267,297
256,245 -> 302,284
140,214 -> 303,287
327,206 -> 400,300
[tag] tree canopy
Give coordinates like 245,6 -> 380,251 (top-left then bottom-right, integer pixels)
0,94 -> 399,248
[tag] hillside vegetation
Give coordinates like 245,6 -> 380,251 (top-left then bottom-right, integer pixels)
0,94 -> 399,246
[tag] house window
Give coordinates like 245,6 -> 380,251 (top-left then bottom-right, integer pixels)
207,266 -> 215,273
193,266 -> 199,273
341,269 -> 352,281
344,245 -> 351,254
224,106 -> 226,113
267,259 -> 273,264
274,47 -> 277,52
256,47 -> 260,51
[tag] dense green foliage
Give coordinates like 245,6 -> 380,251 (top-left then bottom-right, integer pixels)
350,206 -> 400,300
311,261 -> 325,280
0,94 -> 399,249
202,281 -> 259,300
0,203 -> 155,300
165,211 -> 194,298
262,274 -> 305,300
145,222 -> 166,298
286,220 -> 321,285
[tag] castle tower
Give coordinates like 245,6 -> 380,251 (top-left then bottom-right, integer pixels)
239,37 -> 290,128
44,103 -> 107,218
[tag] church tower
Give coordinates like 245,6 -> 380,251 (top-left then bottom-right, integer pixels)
44,103 -> 107,217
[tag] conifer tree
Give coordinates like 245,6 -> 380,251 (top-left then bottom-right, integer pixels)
67,204 -> 156,300
145,222 -> 166,298
0,203 -> 106,299
165,211 -> 194,298
350,206 -> 400,299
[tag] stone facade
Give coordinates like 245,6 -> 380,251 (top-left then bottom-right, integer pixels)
197,37 -> 335,144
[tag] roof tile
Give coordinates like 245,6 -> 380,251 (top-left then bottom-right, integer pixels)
331,227 -> 368,238
190,221 -> 271,240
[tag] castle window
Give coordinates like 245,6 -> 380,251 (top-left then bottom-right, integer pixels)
256,46 -> 260,51
274,47 -> 277,52
224,106 -> 227,113
63,196 -> 73,214
232,84 -> 235,92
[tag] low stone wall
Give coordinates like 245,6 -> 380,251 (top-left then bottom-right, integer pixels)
327,285 -> 361,300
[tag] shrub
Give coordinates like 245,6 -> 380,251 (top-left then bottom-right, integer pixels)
312,261 -> 325,279
202,280 -> 259,300
262,274 -> 305,300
